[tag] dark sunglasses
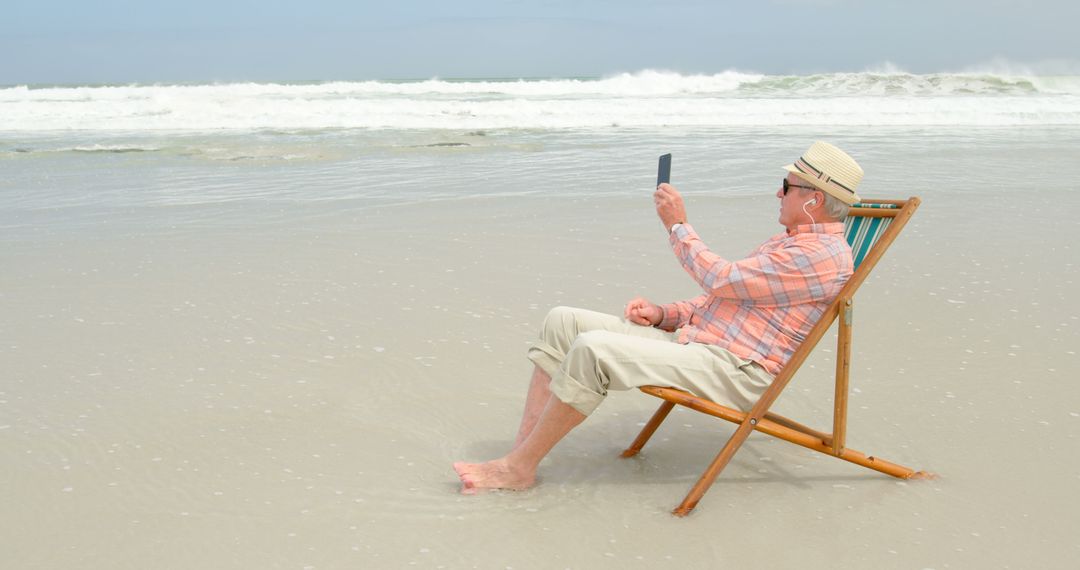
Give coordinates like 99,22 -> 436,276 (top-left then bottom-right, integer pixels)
782,178 -> 817,195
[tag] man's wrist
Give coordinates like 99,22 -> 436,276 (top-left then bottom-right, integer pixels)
668,221 -> 685,234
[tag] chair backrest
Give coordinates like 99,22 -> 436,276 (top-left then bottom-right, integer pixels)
844,202 -> 899,270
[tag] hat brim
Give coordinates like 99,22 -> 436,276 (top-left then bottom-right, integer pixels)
783,164 -> 860,205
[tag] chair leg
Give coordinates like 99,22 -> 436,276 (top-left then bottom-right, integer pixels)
620,401 -> 676,458
670,419 -> 934,516
672,420 -> 756,517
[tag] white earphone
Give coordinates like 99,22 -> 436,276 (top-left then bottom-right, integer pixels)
802,197 -> 818,225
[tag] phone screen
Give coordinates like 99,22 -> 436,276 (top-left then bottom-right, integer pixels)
657,154 -> 672,186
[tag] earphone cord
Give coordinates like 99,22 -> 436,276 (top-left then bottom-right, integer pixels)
803,201 -> 817,226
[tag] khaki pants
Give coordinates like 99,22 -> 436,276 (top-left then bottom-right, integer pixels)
527,306 -> 773,416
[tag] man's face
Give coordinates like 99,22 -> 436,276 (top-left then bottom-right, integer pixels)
776,174 -> 816,229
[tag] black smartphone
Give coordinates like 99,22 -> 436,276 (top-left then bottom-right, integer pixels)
657,153 -> 672,187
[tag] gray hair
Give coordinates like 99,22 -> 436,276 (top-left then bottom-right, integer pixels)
820,192 -> 850,221
796,187 -> 850,222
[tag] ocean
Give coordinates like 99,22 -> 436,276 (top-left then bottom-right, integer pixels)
3,70 -> 1080,568
4,70 -> 1080,131
2,69 -> 1079,238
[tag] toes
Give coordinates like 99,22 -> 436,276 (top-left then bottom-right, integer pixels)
453,461 -> 479,478
452,462 -> 467,477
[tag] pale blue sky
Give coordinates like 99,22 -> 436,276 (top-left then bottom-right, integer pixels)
2,0 -> 1076,84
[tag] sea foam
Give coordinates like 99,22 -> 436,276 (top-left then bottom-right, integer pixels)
1,70 -> 1078,131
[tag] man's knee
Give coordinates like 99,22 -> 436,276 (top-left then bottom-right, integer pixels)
542,306 -> 577,330
560,330 -> 628,395
567,330 -> 617,360
540,306 -> 585,344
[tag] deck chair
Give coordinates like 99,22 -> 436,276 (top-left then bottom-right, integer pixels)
621,197 -> 933,516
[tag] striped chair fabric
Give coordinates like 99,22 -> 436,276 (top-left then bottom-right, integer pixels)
844,203 -> 898,269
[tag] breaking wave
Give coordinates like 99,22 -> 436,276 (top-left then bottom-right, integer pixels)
2,69 -> 1079,131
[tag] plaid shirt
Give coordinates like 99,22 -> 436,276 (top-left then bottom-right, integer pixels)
658,222 -> 853,376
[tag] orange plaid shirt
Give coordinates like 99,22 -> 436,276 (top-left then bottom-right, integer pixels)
658,222 -> 853,376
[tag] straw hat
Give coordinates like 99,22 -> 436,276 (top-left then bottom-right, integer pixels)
782,141 -> 863,205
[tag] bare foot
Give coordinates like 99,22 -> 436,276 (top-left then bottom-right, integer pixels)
453,459 -> 536,494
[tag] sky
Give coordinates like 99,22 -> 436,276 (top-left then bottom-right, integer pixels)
2,0 -> 1077,85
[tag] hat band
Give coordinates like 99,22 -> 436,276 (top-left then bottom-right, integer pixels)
793,156 -> 856,196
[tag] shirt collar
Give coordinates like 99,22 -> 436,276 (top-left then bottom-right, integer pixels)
787,222 -> 845,237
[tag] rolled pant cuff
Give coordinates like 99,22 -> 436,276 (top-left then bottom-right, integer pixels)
547,370 -> 604,417
526,342 -> 563,378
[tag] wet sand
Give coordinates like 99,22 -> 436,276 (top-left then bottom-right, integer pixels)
3,186 -> 1079,568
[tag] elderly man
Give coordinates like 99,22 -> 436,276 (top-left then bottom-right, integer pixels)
454,141 -> 863,493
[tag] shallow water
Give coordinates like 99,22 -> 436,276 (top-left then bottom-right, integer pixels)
3,124 -> 1080,568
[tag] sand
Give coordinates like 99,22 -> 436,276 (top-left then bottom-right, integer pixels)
3,184 -> 1079,568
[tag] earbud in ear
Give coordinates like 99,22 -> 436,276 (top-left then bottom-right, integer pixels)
804,198 -> 816,206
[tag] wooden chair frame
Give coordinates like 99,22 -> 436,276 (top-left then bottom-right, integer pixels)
621,197 -> 932,516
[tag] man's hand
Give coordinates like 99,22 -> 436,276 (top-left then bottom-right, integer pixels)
654,183 -> 688,231
625,297 -> 662,327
